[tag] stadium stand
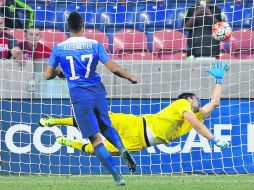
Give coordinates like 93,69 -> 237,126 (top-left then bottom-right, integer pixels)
98,5 -> 134,32
5,29 -> 25,44
84,29 -> 111,53
34,6 -> 56,28
39,29 -> 68,49
12,0 -> 254,60
112,29 -> 156,60
230,29 -> 254,59
135,4 -> 175,31
220,40 -> 228,53
220,4 -> 253,29
153,30 -> 187,60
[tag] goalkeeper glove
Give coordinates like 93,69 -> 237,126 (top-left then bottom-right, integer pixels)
211,137 -> 230,150
206,61 -> 228,84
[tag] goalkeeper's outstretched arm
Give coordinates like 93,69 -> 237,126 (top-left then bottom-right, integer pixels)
201,61 -> 228,119
183,111 -> 230,150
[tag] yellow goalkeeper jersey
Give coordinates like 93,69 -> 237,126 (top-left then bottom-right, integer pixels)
143,99 -> 204,145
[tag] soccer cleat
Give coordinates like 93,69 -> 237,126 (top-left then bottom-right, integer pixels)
56,136 -> 72,147
116,178 -> 125,186
122,149 -> 136,173
38,116 -> 55,127
114,174 -> 125,186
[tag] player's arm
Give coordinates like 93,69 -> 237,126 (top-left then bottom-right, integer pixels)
183,111 -> 213,139
184,7 -> 195,28
44,66 -> 64,80
200,61 -> 228,119
96,43 -> 137,83
184,7 -> 203,28
200,84 -> 221,119
44,47 -> 64,80
104,60 -> 137,84
205,7 -> 220,24
183,111 -> 230,150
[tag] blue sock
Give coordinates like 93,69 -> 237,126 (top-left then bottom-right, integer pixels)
93,143 -> 120,180
101,127 -> 125,153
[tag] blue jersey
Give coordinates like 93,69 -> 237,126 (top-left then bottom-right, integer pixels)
48,37 -> 110,89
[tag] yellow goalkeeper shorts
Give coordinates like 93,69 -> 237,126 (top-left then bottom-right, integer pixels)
109,112 -> 148,152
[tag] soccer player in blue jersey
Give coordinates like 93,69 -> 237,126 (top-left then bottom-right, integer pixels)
44,11 -> 137,186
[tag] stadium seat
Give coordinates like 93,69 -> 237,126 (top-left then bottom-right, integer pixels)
98,5 -> 135,31
245,54 -> 254,60
54,2 -> 94,32
136,5 -> 175,31
175,8 -> 186,29
220,4 -> 253,29
34,6 -> 56,28
153,30 -> 187,60
219,52 -> 237,60
168,0 -> 195,6
111,52 -> 158,60
127,1 -> 151,12
76,4 -> 87,19
5,29 -> 25,44
220,40 -> 229,53
84,12 -> 101,30
229,29 -> 254,59
113,29 -> 151,60
39,29 -> 68,49
85,0 -> 116,12
84,29 -> 110,53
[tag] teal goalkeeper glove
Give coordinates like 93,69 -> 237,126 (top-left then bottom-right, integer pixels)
211,137 -> 230,150
206,61 -> 228,84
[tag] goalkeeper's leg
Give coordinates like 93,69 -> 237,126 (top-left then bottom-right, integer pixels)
39,116 -> 76,127
40,116 -> 137,172
56,136 -> 121,155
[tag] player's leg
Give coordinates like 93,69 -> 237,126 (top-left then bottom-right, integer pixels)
89,133 -> 125,186
72,98 -> 124,185
39,116 -> 76,127
95,97 -> 136,172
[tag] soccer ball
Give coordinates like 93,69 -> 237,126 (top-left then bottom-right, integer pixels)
212,22 -> 232,41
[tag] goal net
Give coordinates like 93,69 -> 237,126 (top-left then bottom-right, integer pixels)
1,0 -> 254,175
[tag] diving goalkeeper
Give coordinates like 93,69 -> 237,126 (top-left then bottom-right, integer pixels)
39,61 -> 230,154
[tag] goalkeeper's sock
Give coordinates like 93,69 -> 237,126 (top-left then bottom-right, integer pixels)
101,127 -> 125,153
83,143 -> 94,154
53,117 -> 75,126
83,141 -> 120,155
93,143 -> 120,180
70,140 -> 86,152
56,137 -> 87,152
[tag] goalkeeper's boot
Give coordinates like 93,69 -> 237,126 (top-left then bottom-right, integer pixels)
114,174 -> 125,186
121,149 -> 136,173
56,136 -> 72,147
39,116 -> 55,127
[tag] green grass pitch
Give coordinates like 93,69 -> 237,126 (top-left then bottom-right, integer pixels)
0,175 -> 253,190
